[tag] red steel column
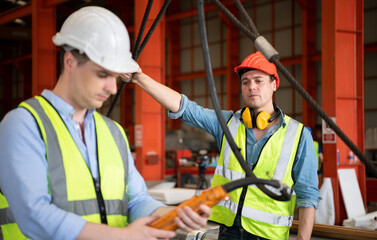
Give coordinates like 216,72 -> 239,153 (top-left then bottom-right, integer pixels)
219,7 -> 240,112
134,0 -> 165,180
301,0 -> 316,128
32,0 -> 56,95
167,0 -> 181,130
322,0 -> 365,224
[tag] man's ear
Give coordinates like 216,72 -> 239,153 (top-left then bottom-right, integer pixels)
63,51 -> 76,72
272,79 -> 277,91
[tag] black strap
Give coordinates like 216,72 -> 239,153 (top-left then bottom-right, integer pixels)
93,178 -> 107,224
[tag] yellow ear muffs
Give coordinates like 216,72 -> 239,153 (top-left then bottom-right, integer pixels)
241,107 -> 253,128
255,111 -> 271,130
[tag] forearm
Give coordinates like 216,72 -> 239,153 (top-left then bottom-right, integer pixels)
132,72 -> 182,112
297,207 -> 315,240
77,222 -> 123,240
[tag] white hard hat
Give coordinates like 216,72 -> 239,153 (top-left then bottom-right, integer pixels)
52,6 -> 140,74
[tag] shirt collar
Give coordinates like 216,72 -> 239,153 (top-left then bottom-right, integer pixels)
41,90 -> 96,119
275,105 -> 286,128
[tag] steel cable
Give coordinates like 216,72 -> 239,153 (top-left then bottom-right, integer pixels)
107,0 -> 171,117
212,0 -> 377,178
197,0 -> 290,201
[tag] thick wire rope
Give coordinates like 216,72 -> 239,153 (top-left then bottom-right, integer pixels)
212,0 -> 377,178
106,0 -> 153,117
107,0 -> 171,117
133,0 -> 154,57
197,0 -> 290,201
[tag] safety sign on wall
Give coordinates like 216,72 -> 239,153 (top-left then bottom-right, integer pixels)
322,117 -> 336,144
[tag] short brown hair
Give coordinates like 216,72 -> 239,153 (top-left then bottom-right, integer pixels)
58,46 -> 89,74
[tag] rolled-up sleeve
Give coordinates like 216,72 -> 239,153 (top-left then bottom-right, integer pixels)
168,94 -> 190,119
293,128 -> 320,209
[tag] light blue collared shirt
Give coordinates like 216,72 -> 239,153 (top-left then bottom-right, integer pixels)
0,90 -> 165,240
169,94 -> 320,209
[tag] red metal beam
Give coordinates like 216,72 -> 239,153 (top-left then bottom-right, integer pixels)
166,0 -> 248,22
0,4 -> 31,25
175,68 -> 227,81
0,54 -> 31,65
43,0 -> 70,7
32,0 -> 56,95
301,0 -> 316,128
134,0 -> 165,180
166,0 -> 181,130
220,7 -> 240,111
322,0 -> 365,225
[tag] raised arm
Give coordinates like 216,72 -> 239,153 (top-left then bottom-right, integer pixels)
131,72 -> 182,113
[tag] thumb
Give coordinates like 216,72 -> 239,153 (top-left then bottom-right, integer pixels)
138,215 -> 159,225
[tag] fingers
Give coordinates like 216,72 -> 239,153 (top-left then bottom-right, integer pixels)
199,204 -> 212,218
175,205 -> 211,232
127,216 -> 176,240
147,228 -> 176,239
119,73 -> 132,83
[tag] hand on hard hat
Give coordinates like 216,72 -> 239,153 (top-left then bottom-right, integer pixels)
52,6 -> 140,74
120,73 -> 132,83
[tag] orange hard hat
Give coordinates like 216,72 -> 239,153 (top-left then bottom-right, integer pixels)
234,51 -> 280,88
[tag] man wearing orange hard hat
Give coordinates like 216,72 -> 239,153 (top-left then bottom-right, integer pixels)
132,51 -> 319,240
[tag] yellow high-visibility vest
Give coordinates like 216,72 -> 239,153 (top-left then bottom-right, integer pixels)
0,96 -> 129,239
210,114 -> 303,240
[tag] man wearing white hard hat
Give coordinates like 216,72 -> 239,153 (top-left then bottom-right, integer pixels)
0,6 -> 210,239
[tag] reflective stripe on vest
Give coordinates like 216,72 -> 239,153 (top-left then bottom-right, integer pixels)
313,140 -> 320,170
0,96 -> 130,239
210,114 -> 303,240
0,194 -> 29,240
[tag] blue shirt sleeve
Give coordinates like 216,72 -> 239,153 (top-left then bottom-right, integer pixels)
127,151 -> 166,222
292,127 -> 320,209
0,108 -> 86,240
168,94 -> 232,146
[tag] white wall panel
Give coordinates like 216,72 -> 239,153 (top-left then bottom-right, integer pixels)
193,47 -> 204,71
180,79 -> 191,96
275,88 -> 292,113
256,4 -> 272,32
275,29 -> 292,57
209,43 -> 221,69
180,23 -> 191,48
194,78 -> 205,96
180,49 -> 191,73
275,0 -> 291,28
294,26 -> 302,55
